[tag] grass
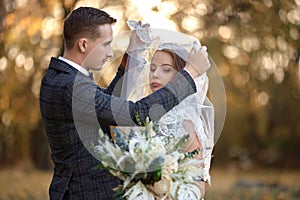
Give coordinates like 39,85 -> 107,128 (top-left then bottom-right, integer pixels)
0,166 -> 50,200
206,167 -> 300,200
0,164 -> 299,200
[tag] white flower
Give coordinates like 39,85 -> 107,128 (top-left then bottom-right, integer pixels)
177,159 -> 204,182
176,183 -> 202,200
146,121 -> 157,137
128,138 -> 148,171
94,145 -> 103,154
147,142 -> 166,160
162,154 -> 179,175
125,181 -> 155,200
146,178 -> 169,197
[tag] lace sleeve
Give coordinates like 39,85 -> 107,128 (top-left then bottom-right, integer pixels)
159,72 -> 214,184
120,53 -> 148,100
120,20 -> 152,101
194,73 -> 209,105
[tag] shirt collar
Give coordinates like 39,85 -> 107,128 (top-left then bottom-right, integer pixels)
58,56 -> 90,77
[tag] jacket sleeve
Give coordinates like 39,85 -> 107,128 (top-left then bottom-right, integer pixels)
71,68 -> 196,127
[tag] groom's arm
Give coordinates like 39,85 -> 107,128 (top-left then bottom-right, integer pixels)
71,66 -> 196,126
99,69 -> 196,125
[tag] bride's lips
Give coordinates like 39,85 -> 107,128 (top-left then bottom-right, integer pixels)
151,82 -> 162,89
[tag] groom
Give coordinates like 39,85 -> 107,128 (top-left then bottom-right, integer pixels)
40,6 -> 210,200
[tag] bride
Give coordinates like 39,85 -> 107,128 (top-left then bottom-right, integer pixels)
116,21 -> 215,200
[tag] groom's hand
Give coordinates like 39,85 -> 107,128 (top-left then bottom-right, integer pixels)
184,46 -> 210,78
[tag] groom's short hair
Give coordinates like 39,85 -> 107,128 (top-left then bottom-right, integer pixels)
63,7 -> 117,49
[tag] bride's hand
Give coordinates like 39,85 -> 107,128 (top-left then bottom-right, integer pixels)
127,30 -> 145,53
126,21 -> 150,54
184,46 -> 210,78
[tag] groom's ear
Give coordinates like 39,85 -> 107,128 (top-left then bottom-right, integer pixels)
78,38 -> 88,53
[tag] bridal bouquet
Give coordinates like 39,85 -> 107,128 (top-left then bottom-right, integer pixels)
92,115 -> 204,200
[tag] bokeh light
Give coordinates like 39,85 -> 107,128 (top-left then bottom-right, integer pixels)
241,36 -> 260,52
182,16 -> 203,32
218,26 -> 233,41
0,57 -> 8,71
223,45 -> 239,59
256,92 -> 269,106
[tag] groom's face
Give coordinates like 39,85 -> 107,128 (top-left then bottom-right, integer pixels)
82,24 -> 113,71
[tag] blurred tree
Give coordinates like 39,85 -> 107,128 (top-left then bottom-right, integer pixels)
0,0 -> 68,167
0,0 -> 299,169
176,0 -> 300,168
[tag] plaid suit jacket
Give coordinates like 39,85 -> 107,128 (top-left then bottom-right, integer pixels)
40,57 -> 196,200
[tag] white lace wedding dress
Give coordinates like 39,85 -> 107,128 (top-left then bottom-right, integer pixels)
155,73 -> 214,184
117,21 -> 215,199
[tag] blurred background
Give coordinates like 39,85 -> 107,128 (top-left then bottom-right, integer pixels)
0,0 -> 300,199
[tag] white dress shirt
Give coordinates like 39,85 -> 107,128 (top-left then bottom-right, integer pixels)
58,56 -> 90,77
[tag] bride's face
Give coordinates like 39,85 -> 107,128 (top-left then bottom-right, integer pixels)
149,50 -> 177,92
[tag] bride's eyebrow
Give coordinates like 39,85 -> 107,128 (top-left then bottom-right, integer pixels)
103,40 -> 112,45
161,63 -> 173,67
150,61 -> 172,66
